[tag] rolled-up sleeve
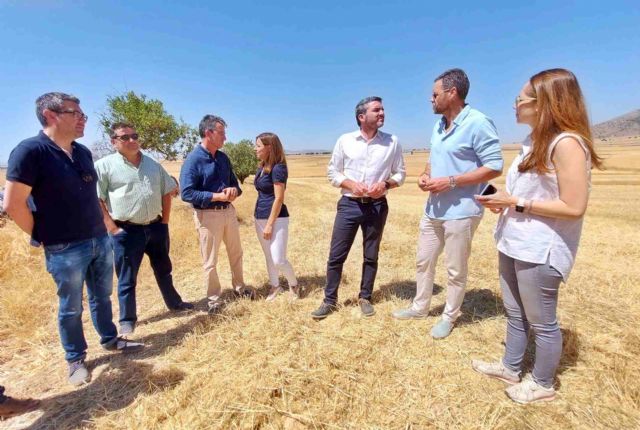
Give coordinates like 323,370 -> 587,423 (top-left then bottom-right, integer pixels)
327,138 -> 347,187
389,137 -> 406,186
179,155 -> 213,207
473,117 -> 503,172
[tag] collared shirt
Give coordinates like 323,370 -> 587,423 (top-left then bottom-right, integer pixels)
6,131 -> 106,245
327,130 -> 406,196
426,105 -> 503,220
94,152 -> 176,224
179,144 -> 242,209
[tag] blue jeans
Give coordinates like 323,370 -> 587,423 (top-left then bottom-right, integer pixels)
111,221 -> 183,326
45,235 -> 118,363
324,196 -> 389,305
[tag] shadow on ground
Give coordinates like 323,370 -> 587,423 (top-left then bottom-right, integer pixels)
341,280 -> 443,306
24,360 -> 185,430
429,288 -> 503,326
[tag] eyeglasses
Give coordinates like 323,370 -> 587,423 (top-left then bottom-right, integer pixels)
113,133 -> 139,141
55,110 -> 88,121
515,95 -> 537,106
432,88 -> 453,99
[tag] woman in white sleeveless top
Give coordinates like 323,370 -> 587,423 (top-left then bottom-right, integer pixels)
471,69 -> 603,404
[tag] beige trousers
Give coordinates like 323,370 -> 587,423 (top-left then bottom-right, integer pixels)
194,206 -> 245,301
412,214 -> 482,321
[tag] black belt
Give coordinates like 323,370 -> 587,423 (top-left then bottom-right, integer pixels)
347,196 -> 385,204
115,215 -> 161,226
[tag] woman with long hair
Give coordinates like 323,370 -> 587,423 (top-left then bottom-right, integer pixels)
253,132 -> 298,301
472,69 -> 603,403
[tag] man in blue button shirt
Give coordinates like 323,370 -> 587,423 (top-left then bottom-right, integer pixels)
180,114 -> 253,314
392,69 -> 504,339
3,92 -> 143,387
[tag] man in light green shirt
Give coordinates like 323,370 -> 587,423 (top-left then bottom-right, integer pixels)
95,123 -> 193,335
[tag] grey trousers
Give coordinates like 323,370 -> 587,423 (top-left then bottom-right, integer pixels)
499,252 -> 563,388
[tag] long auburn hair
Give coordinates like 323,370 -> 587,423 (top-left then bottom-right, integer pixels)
519,68 -> 603,173
256,132 -> 287,174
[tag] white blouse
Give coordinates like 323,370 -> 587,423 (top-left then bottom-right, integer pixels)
495,132 -> 591,281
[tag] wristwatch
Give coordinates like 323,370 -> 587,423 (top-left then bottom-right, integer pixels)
384,180 -> 391,190
448,176 -> 457,190
515,197 -> 526,213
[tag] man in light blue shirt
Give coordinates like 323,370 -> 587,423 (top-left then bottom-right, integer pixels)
392,69 -> 503,339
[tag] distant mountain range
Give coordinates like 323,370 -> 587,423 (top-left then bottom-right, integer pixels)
593,109 -> 640,138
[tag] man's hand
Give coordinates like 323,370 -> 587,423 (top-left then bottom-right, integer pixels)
424,177 -> 452,195
368,182 -> 386,199
350,181 -> 368,197
223,187 -> 238,202
212,192 -> 229,202
418,173 -> 430,192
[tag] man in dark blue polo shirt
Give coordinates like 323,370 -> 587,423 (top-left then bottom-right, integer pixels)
3,92 -> 143,387
180,114 -> 253,314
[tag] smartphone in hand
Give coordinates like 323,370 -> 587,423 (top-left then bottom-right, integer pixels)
480,183 -> 497,196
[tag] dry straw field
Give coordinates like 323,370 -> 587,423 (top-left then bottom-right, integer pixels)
0,144 -> 639,429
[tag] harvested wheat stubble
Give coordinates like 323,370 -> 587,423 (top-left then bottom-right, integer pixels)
0,147 -> 639,429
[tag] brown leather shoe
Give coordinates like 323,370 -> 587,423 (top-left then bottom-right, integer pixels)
0,395 -> 40,418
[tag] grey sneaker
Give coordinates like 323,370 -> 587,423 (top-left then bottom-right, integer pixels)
359,298 -> 375,317
119,322 -> 135,336
68,359 -> 90,386
472,359 -> 520,384
104,337 -> 144,353
311,302 -> 337,320
505,375 -> 556,404
431,319 -> 454,339
392,307 -> 428,320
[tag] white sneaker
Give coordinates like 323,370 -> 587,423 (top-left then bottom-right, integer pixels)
289,286 -> 300,301
472,359 -> 520,384
266,286 -> 284,302
505,375 -> 556,404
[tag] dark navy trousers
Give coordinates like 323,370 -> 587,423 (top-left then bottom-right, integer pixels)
111,221 -> 183,325
324,196 -> 389,305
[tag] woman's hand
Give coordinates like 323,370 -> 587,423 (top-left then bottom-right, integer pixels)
474,189 -> 517,210
263,223 -> 273,240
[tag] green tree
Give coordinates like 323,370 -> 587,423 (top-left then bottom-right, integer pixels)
99,91 -> 196,160
222,139 -> 258,184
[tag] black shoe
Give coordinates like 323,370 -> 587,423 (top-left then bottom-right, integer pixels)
311,302 -> 337,320
170,301 -> 195,312
359,298 -> 375,317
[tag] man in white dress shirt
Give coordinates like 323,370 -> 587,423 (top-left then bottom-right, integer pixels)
311,96 -> 406,319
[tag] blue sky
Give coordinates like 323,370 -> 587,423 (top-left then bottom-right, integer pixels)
1,1 -> 638,163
